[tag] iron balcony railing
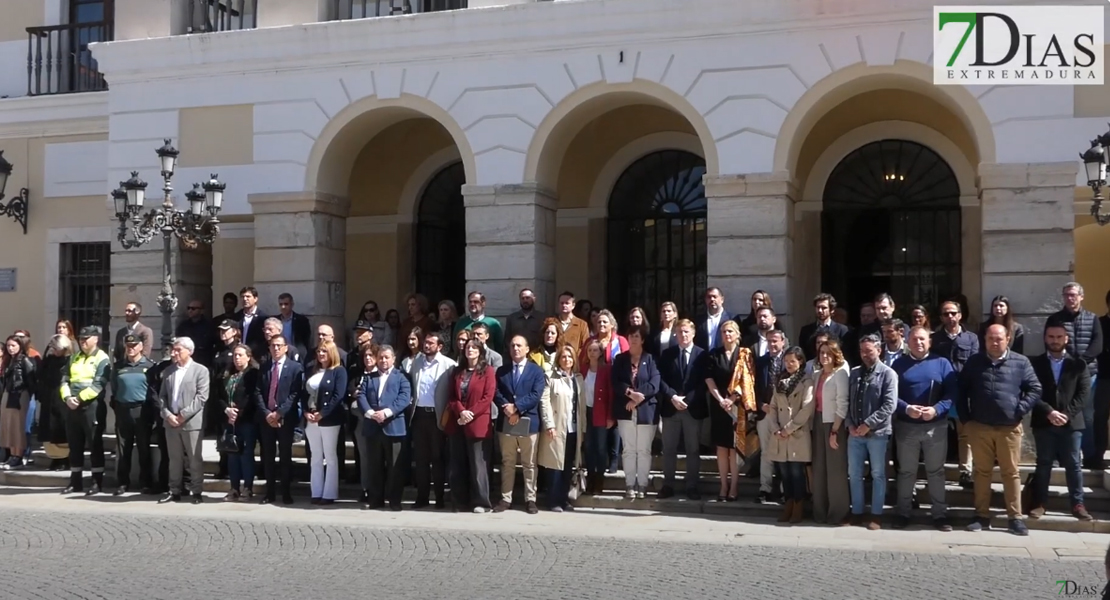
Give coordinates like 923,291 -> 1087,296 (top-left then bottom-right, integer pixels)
26,21 -> 111,96
189,0 -> 258,33
331,0 -> 467,20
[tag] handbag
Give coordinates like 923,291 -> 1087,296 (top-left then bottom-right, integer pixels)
217,426 -> 241,454
567,468 -> 587,501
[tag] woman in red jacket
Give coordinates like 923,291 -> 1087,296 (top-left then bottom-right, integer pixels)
447,339 -> 496,513
580,338 -> 614,495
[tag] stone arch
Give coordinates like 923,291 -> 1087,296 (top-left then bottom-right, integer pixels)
399,145 -> 463,222
305,94 -> 477,197
586,131 -> 704,215
525,80 -> 719,188
773,60 -> 996,176
803,121 -> 978,204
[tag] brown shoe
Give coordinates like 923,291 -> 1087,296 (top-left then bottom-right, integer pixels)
778,500 -> 794,523
526,501 -> 539,515
790,499 -> 805,524
867,517 -> 882,531
1028,506 -> 1046,519
839,517 -> 853,527
848,514 -> 863,526
492,501 -> 511,513
1073,505 -> 1094,521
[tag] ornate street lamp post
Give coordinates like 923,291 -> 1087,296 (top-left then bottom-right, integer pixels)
113,139 -> 226,359
1080,126 -> 1110,226
0,151 -> 30,234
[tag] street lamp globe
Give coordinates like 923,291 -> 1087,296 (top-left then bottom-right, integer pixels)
155,139 -> 179,177
111,187 -> 128,219
122,171 -> 147,210
202,174 -> 225,216
0,150 -> 11,198
185,184 -> 206,216
1081,142 -> 1106,187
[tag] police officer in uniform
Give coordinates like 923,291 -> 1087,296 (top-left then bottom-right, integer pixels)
110,334 -> 155,495
60,326 -> 111,495
210,319 -> 241,479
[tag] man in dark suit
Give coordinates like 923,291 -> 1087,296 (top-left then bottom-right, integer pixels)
1029,321 -> 1092,521
277,293 -> 312,359
235,286 -> 267,358
751,329 -> 786,503
798,293 -> 850,361
254,334 -> 304,505
695,287 -> 732,351
493,335 -> 547,514
357,344 -> 412,511
657,319 -> 706,500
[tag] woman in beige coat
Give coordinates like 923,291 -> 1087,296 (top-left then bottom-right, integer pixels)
538,345 -> 588,512
766,347 -> 815,524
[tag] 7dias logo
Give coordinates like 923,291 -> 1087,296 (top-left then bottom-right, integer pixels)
934,5 -> 1104,84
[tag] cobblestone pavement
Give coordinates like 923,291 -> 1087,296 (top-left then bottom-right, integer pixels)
0,500 -> 1106,600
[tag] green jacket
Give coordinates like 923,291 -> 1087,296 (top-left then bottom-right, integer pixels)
112,356 -> 155,406
60,349 -> 110,405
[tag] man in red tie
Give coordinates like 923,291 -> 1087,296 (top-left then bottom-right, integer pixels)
253,335 -> 304,505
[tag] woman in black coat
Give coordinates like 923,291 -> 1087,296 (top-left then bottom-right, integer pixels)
610,325 -> 659,500
219,343 -> 259,501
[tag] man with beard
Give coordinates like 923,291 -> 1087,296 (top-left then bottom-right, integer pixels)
505,289 -> 544,351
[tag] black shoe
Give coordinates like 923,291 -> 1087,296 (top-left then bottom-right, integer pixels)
657,486 -> 675,500
61,486 -> 82,495
113,486 -> 129,496
892,515 -> 909,529
526,501 -> 539,514
140,487 -> 157,496
686,489 -> 701,501
934,518 -> 953,532
158,493 -> 181,504
260,496 -> 275,505
389,504 -> 402,512
754,491 -> 770,504
958,472 -> 973,489
435,499 -> 446,510
413,499 -> 430,509
84,484 -> 101,497
359,491 -> 369,504
282,494 -> 294,505
310,498 -> 322,505
1008,519 -> 1029,536
191,494 -> 204,504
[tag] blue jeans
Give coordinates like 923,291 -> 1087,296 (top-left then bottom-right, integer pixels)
775,461 -> 807,502
1033,427 -> 1084,509
1082,380 -> 1097,463
228,420 -> 258,493
584,408 -> 609,475
848,434 -> 889,516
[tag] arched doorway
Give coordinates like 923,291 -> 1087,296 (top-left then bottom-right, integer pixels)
821,139 -> 961,319
607,149 -> 707,322
415,161 -> 466,309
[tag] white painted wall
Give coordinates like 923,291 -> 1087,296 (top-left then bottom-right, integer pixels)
0,0 -> 1101,209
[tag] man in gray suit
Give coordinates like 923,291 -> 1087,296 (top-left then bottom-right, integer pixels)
155,337 -> 210,504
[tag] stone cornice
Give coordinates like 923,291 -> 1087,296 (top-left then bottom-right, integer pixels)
248,191 -> 350,217
0,92 -> 109,138
88,0 -> 949,85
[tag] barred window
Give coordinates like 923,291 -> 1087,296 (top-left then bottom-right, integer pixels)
58,242 -> 111,349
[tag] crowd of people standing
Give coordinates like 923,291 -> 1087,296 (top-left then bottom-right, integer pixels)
0,281 -> 1106,536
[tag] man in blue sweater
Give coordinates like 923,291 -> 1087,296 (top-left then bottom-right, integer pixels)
957,324 -> 1042,536
891,327 -> 957,531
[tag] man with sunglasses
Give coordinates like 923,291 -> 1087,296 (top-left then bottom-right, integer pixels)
175,299 -> 214,368
354,301 -> 393,349
931,300 -> 980,489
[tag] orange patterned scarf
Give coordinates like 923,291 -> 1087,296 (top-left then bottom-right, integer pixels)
728,347 -> 758,458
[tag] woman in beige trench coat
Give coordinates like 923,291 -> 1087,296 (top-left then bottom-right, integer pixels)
766,347 -> 815,524
538,345 -> 588,512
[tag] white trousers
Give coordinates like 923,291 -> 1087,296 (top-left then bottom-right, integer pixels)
305,423 -> 340,500
618,421 -> 656,488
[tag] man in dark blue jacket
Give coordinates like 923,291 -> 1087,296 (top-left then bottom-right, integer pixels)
657,319 -> 706,500
1029,322 -> 1092,521
357,345 -> 411,511
254,335 -> 304,506
493,335 -> 547,514
891,327 -> 957,531
957,324 -> 1041,536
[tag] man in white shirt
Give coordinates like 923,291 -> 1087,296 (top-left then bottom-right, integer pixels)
696,287 -> 733,351
155,337 -> 210,505
408,332 -> 457,509
748,307 -> 777,356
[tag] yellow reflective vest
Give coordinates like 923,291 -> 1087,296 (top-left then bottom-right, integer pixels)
60,349 -> 110,404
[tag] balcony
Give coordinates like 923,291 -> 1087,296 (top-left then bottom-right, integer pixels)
330,0 -> 468,20
189,0 -> 259,33
26,21 -> 112,97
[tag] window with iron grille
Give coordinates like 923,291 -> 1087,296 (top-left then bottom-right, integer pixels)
821,139 -> 962,323
415,161 -> 466,310
59,242 -> 111,349
607,150 -> 708,324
